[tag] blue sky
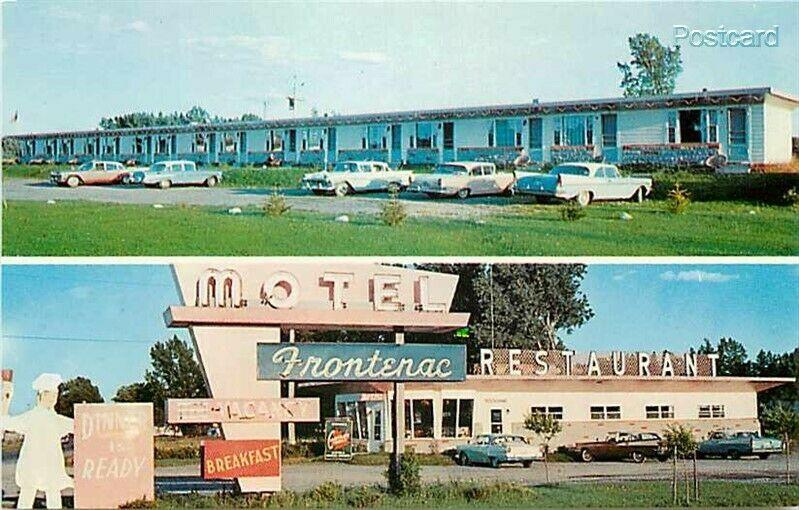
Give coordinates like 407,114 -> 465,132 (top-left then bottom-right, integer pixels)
3,1 -> 798,135
2,264 -> 797,414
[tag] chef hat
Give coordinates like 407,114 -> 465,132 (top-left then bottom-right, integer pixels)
32,373 -> 63,393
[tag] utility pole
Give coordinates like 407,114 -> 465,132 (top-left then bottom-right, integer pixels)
391,330 -> 405,480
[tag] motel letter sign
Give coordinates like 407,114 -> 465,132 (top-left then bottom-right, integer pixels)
258,343 -> 467,382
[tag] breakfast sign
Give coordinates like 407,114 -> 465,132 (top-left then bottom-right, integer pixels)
165,262 -> 470,493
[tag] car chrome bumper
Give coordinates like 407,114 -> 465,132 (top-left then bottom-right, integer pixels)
303,181 -> 334,191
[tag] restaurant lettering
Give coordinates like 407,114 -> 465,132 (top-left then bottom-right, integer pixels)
258,343 -> 466,382
479,349 -> 720,377
167,398 -> 320,424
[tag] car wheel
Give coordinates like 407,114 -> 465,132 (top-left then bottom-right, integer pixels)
523,460 -> 533,468
633,187 -> 645,203
459,453 -> 471,466
727,450 -> 740,460
121,175 -> 131,185
580,449 -> 594,463
334,182 -> 349,197
387,182 -> 401,194
758,454 -> 770,460
206,176 -> 218,187
158,180 -> 172,189
456,188 -> 470,200
576,190 -> 592,207
490,457 -> 500,469
631,451 -> 645,464
66,176 -> 80,188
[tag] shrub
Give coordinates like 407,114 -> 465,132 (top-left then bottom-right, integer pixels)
263,188 -> 291,217
462,481 -> 535,502
650,172 -> 799,204
666,183 -> 691,214
345,486 -> 384,508
310,481 -> 344,503
385,451 -> 421,496
784,188 -> 799,209
119,498 -> 156,509
560,200 -> 586,221
380,190 -> 408,226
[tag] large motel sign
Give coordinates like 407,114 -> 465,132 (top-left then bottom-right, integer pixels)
165,262 -> 469,492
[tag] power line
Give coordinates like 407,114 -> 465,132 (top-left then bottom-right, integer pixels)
3,334 -> 156,345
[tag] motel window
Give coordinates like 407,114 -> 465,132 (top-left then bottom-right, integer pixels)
272,132 -> 284,151
104,142 -> 114,155
667,112 -> 678,143
529,118 -> 543,149
645,405 -> 674,419
367,125 -> 386,150
729,109 -> 747,145
222,134 -> 237,153
405,399 -> 434,439
307,128 -> 323,150
289,130 -> 297,152
601,114 -> 617,147
530,406 -> 564,421
443,122 -> 454,150
561,116 -> 591,146
86,142 -> 94,155
442,399 -> 474,438
678,110 -> 703,143
698,405 -> 725,419
707,110 -> 719,143
194,134 -> 207,153
490,409 -> 503,434
590,406 -> 621,420
416,123 -> 434,149
495,120 -> 513,147
553,117 -> 562,145
134,138 -> 144,153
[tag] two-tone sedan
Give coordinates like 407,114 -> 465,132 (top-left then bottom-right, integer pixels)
409,162 -> 515,199
132,161 -> 222,189
50,160 -> 131,187
565,432 -> 669,463
455,434 -> 543,468
302,161 -> 413,196
515,162 -> 652,206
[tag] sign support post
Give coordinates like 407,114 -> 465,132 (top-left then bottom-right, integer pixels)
287,329 -> 296,446
391,330 -> 405,478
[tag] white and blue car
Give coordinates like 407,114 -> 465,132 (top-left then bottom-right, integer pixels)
515,162 -> 652,206
455,434 -> 543,468
132,160 -> 222,189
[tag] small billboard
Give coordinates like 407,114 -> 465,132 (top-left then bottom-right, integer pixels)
324,417 -> 353,461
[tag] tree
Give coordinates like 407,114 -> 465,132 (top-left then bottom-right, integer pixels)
663,424 -> 698,505
762,403 -> 799,484
523,411 -> 562,484
143,336 -> 207,426
617,33 -> 682,97
472,264 -> 593,350
55,377 -> 104,417
2,138 -> 20,160
239,113 -> 262,122
697,337 -> 750,376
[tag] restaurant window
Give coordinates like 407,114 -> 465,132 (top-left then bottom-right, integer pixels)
529,118 -> 543,149
667,112 -> 678,143
404,399 -> 433,438
490,409 -> 503,434
530,406 -> 564,420
645,405 -> 674,419
679,110 -> 702,143
442,398 -> 474,438
373,410 -> 382,441
590,406 -> 621,420
357,402 -> 369,440
416,123 -> 434,149
368,125 -> 386,150
698,405 -> 725,419
729,108 -> 747,145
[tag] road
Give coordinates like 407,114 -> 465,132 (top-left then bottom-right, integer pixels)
2,179 -> 522,220
4,453 -> 797,501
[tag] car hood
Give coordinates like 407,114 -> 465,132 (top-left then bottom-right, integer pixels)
303,171 -> 330,181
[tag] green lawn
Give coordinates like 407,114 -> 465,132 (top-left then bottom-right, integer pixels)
3,199 -> 797,256
151,481 -> 799,508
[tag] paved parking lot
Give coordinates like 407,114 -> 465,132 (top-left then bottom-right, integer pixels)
3,179 -> 521,220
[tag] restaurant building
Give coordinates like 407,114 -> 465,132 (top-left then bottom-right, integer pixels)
301,349 -> 794,453
9,87 -> 798,169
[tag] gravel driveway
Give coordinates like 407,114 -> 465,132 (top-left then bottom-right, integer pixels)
3,179 -> 522,220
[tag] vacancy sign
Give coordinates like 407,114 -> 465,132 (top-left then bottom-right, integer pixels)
167,397 -> 319,424
73,403 -> 154,509
202,439 -> 281,479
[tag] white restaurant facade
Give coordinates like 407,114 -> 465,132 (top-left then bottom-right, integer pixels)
302,349 -> 794,452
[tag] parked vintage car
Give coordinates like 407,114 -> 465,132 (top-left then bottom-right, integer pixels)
301,160 -> 413,196
515,162 -> 652,206
132,161 -> 222,189
697,431 -> 783,460
455,434 -> 543,468
565,431 -> 668,463
408,162 -> 515,199
50,160 -> 131,187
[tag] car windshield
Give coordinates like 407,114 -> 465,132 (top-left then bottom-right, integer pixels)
333,162 -> 359,172
149,163 -> 168,173
434,164 -> 468,175
494,436 -> 527,444
77,162 -> 93,171
551,165 -> 590,176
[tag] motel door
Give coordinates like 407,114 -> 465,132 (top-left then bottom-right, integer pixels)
442,122 -> 455,162
390,124 -> 402,164
727,108 -> 749,162
327,127 -> 337,166
601,114 -> 618,163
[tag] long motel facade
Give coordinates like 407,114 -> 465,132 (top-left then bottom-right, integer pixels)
9,87 -> 799,168
300,349 -> 794,453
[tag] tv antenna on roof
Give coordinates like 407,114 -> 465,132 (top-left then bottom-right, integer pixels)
287,75 -> 306,116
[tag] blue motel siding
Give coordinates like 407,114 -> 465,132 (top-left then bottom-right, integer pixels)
9,88 -> 797,167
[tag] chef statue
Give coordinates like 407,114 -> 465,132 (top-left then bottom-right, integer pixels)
1,373 -> 74,509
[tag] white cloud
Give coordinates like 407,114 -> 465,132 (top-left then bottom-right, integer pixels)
126,20 -> 150,33
183,35 -> 289,62
659,270 -> 739,283
339,51 -> 388,65
612,270 -> 637,281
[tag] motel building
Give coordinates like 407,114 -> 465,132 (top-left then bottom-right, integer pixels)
300,349 -> 794,453
8,87 -> 798,169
